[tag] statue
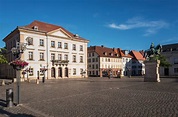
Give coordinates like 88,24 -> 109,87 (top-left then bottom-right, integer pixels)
144,43 -> 162,60
144,42 -> 162,82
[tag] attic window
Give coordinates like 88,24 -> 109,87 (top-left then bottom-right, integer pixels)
33,26 -> 38,30
74,34 -> 79,38
110,53 -> 113,56
103,52 -> 107,55
116,54 -> 119,57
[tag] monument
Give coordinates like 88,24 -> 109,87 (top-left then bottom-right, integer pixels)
144,43 -> 162,82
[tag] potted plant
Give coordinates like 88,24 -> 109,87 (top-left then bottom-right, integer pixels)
9,59 -> 28,70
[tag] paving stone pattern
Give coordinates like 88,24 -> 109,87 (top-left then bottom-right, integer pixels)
0,77 -> 178,117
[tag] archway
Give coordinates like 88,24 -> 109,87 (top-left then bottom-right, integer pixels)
51,67 -> 55,78
58,67 -> 62,77
65,67 -> 68,77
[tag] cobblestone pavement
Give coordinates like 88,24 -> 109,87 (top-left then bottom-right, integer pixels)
0,77 -> 178,117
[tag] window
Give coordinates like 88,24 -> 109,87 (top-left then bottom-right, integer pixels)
64,54 -> 68,61
88,64 -> 91,69
58,42 -> 62,48
96,58 -> 98,62
51,41 -> 55,48
72,44 -> 76,50
174,58 -> 178,64
92,64 -> 95,69
73,68 -> 76,75
80,68 -> 83,74
64,43 -> 68,49
88,59 -> 91,62
174,68 -> 178,73
39,39 -> 44,46
39,52 -> 44,60
80,45 -> 83,51
73,55 -> 76,62
58,54 -> 62,60
51,53 -> 55,60
29,68 -> 33,76
92,53 -> 94,56
96,64 -> 98,69
80,56 -> 83,63
29,52 -> 33,60
92,58 -> 95,62
92,71 -> 95,75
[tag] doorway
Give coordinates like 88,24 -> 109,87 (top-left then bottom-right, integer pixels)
51,67 -> 55,78
65,67 -> 68,77
58,67 -> 62,77
164,68 -> 169,76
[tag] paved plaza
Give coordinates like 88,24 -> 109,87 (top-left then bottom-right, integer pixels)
0,77 -> 178,117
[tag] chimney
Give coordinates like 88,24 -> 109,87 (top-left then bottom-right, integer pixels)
101,45 -> 104,47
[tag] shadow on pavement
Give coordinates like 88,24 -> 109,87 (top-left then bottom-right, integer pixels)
0,99 -> 6,107
0,108 -> 34,117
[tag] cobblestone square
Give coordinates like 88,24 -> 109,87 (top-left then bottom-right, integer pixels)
0,77 -> 178,117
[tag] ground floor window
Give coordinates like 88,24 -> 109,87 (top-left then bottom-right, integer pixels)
73,68 -> 76,75
174,68 -> 178,73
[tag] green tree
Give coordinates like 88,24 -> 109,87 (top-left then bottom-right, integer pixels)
152,54 -> 171,68
0,47 -> 8,64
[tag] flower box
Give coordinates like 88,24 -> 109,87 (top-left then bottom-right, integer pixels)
9,59 -> 28,70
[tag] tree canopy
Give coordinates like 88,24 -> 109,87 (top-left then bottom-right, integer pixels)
0,48 -> 8,64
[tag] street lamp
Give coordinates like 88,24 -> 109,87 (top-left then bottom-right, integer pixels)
40,65 -> 47,83
10,41 -> 28,105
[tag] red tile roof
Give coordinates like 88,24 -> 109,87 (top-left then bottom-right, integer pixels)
130,50 -> 145,61
88,46 -> 132,58
21,20 -> 88,41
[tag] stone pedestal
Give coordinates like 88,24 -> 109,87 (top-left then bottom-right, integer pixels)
144,60 -> 160,82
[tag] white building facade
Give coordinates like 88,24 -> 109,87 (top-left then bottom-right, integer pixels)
88,46 -> 123,77
2,20 -> 89,80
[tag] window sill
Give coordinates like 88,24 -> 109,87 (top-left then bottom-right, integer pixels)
28,59 -> 34,61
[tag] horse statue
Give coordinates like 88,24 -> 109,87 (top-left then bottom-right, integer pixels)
144,43 -> 162,60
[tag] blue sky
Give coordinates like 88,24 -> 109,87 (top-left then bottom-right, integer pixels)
0,0 -> 178,51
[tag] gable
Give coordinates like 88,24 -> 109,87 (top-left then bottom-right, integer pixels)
49,29 -> 70,38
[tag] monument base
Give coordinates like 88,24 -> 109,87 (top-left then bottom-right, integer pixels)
144,60 -> 160,82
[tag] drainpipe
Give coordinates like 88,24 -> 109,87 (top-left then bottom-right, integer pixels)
45,32 -> 49,79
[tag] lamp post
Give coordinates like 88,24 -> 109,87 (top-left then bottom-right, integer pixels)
10,42 -> 28,105
40,65 -> 47,83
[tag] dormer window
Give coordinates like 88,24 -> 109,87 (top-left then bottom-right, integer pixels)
33,26 -> 38,30
103,52 -> 107,55
110,53 -> 113,56
74,34 -> 79,38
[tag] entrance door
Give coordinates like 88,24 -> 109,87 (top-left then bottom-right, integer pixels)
58,67 -> 62,77
51,67 -> 55,78
65,67 -> 68,77
164,68 -> 169,76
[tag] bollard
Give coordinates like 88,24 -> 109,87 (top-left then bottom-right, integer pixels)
1,80 -> 5,85
36,79 -> 39,84
42,77 -> 45,83
6,88 -> 13,107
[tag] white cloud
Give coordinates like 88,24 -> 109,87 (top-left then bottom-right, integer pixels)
108,17 -> 169,36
